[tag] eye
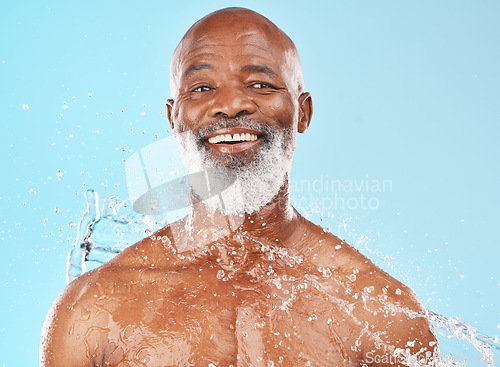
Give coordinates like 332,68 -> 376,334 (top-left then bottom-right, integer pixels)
251,82 -> 272,89
193,86 -> 211,92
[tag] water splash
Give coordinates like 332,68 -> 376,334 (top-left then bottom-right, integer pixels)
67,190 -> 500,365
66,190 -> 168,282
427,311 -> 500,366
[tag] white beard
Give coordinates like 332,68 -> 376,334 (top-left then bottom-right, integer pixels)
175,118 -> 296,215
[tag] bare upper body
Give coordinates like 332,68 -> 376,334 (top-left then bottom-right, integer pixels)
41,7 -> 437,366
41,208 -> 436,366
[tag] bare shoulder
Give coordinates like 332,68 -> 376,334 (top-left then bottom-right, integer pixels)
300,219 -> 428,311
42,225 -> 180,321
297,218 -> 381,280
40,227 -> 178,366
299,220 -> 438,365
40,265 -> 110,365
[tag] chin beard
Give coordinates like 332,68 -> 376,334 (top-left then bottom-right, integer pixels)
175,117 -> 296,215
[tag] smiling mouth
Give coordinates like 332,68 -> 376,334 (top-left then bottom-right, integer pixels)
203,128 -> 263,154
206,132 -> 259,144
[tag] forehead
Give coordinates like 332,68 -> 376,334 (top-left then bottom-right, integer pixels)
178,27 -> 289,70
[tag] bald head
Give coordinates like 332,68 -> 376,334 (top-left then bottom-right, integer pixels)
169,7 -> 304,99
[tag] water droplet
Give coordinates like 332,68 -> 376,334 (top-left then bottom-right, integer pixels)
140,112 -> 145,116
318,266 -> 332,278
63,105 -> 69,110
307,314 -> 317,322
56,169 -> 63,180
335,244 -> 342,250
29,189 -> 37,195
22,104 -> 29,110
88,92 -> 92,97
364,286 -> 374,293
396,288 -> 402,295
54,207 -> 59,213
216,270 -> 225,279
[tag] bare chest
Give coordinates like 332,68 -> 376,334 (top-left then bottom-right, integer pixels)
91,267 -> 360,366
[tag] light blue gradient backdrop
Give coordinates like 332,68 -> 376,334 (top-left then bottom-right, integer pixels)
1,1 -> 499,365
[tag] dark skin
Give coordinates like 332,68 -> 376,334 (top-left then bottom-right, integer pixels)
40,8 -> 437,367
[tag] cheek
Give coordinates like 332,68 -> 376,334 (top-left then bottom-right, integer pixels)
258,95 -> 297,127
173,99 -> 208,132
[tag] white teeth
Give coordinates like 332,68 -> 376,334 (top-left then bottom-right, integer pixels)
207,133 -> 258,144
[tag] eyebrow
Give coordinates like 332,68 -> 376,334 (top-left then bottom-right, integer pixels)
241,64 -> 278,77
182,63 -> 214,78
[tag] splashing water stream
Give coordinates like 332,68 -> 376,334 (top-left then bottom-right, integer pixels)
67,190 -> 500,366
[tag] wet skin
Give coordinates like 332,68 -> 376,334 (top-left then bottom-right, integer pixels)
40,7 -> 437,367
41,214 -> 436,366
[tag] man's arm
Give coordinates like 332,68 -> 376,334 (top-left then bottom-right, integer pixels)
40,272 -> 100,366
363,282 -> 438,367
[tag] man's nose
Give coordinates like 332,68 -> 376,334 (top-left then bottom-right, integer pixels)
207,86 -> 257,118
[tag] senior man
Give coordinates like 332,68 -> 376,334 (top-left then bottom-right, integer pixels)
41,7 -> 437,366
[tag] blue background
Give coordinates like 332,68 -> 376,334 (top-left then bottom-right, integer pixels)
1,1 -> 499,365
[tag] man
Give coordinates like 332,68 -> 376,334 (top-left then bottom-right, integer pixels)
41,7 -> 438,366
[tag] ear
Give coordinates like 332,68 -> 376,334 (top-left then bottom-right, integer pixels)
166,99 -> 175,131
297,92 -> 313,133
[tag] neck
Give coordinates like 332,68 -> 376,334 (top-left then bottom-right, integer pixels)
174,179 -> 300,253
